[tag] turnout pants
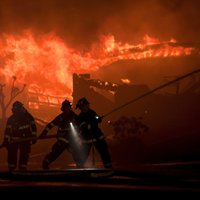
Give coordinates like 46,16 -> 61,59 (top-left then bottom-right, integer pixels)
7,141 -> 31,171
81,138 -> 112,168
42,139 -> 83,169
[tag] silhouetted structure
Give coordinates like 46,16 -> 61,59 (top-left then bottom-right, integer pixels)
72,72 -> 200,164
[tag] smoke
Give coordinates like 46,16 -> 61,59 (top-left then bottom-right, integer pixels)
99,0 -> 200,43
0,0 -> 127,49
0,0 -> 200,49
0,0 -> 200,90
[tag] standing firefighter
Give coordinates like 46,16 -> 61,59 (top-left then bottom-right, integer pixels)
3,101 -> 37,172
76,97 -> 112,168
39,99 -> 82,169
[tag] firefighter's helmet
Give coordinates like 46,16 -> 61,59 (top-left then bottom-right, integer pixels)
61,99 -> 72,111
76,97 -> 90,109
12,101 -> 24,113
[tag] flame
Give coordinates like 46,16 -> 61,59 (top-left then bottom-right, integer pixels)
121,79 -> 131,84
0,31 -> 198,102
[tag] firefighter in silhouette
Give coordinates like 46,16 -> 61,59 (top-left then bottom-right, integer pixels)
76,97 -> 112,168
39,99 -> 82,169
3,101 -> 37,172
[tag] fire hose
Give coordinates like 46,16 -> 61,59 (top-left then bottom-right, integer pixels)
1,68 -> 200,162
101,67 -> 200,118
0,134 -> 57,149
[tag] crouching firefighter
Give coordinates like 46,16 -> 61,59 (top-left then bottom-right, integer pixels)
2,101 -> 37,172
39,99 -> 83,170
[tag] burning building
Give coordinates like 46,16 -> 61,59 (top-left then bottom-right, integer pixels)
1,31 -> 200,165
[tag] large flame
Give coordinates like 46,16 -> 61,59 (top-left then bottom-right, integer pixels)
0,31 -> 198,101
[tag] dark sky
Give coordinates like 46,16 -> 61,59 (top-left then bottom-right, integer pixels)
0,0 -> 200,49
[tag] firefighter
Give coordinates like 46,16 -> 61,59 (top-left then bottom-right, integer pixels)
39,99 -> 83,169
76,97 -> 112,168
3,101 -> 37,172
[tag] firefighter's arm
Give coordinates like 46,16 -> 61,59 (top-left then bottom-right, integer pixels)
29,115 -> 37,144
39,119 -> 56,138
31,120 -> 37,144
94,111 -> 103,123
39,125 -> 50,138
96,115 -> 104,123
3,120 -> 12,147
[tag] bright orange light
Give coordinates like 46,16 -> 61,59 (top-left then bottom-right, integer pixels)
121,79 -> 131,84
0,31 -> 198,101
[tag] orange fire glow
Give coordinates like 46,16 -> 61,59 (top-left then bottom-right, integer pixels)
0,31 -> 198,101
121,79 -> 131,84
